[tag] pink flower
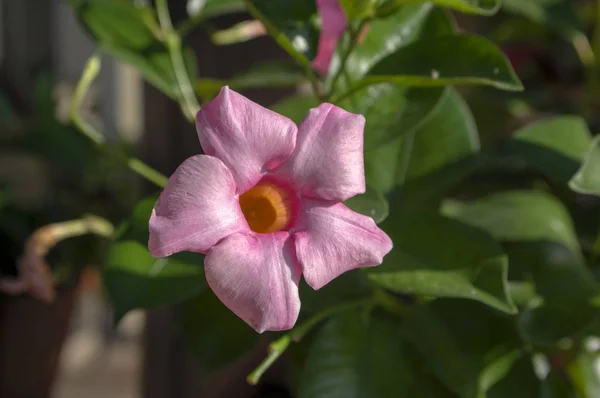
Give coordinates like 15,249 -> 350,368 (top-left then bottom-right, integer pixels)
312,0 -> 347,75
148,87 -> 392,333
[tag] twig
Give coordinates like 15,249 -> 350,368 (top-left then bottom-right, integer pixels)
246,298 -> 372,385
69,54 -> 168,188
0,215 -> 114,303
156,0 -> 200,123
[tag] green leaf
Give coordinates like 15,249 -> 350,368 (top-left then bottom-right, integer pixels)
187,0 -> 245,18
344,84 -> 446,152
505,242 -> 600,346
365,87 -> 479,195
338,7 -> 455,151
402,300 -> 522,398
118,194 -> 158,244
245,0 -> 319,67
570,136 -> 600,197
442,191 -> 582,257
487,355 -> 541,398
379,0 -> 500,16
339,3 -> 453,83
506,116 -> 593,185
73,0 -> 198,99
567,348 -> 600,398
181,289 -> 259,374
344,185 -> 389,223
194,61 -> 305,101
270,95 -> 319,124
340,0 -> 378,19
104,240 -> 205,321
298,309 -> 438,398
502,0 -> 584,37
358,34 -> 523,92
367,212 -> 516,314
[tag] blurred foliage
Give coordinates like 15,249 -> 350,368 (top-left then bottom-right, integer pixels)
6,0 -> 596,396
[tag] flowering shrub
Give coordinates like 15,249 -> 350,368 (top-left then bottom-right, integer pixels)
12,0 -> 600,395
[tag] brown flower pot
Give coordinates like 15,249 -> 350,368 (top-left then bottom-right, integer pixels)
0,286 -> 78,398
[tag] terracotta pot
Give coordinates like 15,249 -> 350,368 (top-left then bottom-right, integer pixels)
0,286 -> 78,398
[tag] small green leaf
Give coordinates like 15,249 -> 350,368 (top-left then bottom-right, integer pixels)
506,116 -> 593,184
181,289 -> 259,374
359,34 -> 523,92
487,355 -> 541,398
570,136 -> 600,197
104,241 -> 205,321
367,212 -> 516,314
442,191 -> 582,257
118,194 -> 158,244
245,0 -> 319,67
298,309 -> 437,398
378,0 -> 500,17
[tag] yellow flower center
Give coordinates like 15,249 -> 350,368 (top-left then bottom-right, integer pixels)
239,182 -> 293,233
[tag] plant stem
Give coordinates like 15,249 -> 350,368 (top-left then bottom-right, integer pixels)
156,0 -> 200,123
327,20 -> 368,101
70,54 -> 168,188
246,298 -> 372,385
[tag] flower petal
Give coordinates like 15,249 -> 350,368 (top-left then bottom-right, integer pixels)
275,103 -> 366,201
149,155 -> 248,257
294,199 -> 393,290
312,0 -> 347,75
204,232 -> 301,332
196,86 -> 298,193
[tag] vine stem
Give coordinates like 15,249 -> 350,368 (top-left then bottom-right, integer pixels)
156,0 -> 200,123
70,54 -> 168,188
246,298 -> 372,385
0,215 -> 114,303
327,19 -> 368,101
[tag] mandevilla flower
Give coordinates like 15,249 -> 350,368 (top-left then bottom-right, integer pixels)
312,0 -> 347,75
148,87 -> 392,333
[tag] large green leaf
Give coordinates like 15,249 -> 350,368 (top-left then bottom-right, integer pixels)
338,7 -> 454,152
506,116 -> 593,184
367,212 -> 516,314
442,191 -> 582,257
73,0 -> 198,99
378,0 -> 500,16
104,240 -> 205,321
567,348 -> 600,398
181,289 -> 260,374
402,300 -> 522,398
570,136 -> 600,197
357,34 -> 522,92
505,242 -> 600,346
365,87 -> 480,196
245,0 -> 319,67
298,309 -> 443,398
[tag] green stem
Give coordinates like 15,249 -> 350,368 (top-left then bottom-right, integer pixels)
246,298 -> 372,385
156,0 -> 200,123
327,20 -> 368,101
70,54 -> 168,188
